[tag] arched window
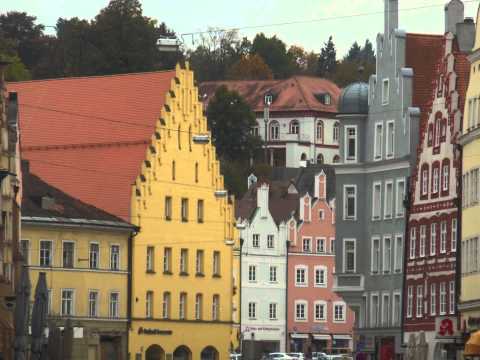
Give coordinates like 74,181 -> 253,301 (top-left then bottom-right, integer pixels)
290,120 -> 299,134
434,112 -> 442,148
421,163 -> 429,198
431,161 -> 440,195
300,153 -> 307,161
441,159 -> 450,194
441,118 -> 447,142
333,122 -> 339,142
270,121 -> 280,140
317,153 -> 324,164
316,120 -> 324,143
333,155 -> 340,164
428,124 -> 433,147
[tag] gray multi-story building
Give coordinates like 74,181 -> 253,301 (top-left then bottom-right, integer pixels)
333,1 -> 422,358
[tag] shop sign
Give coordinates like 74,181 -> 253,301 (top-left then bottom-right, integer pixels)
243,326 -> 281,332
137,327 -> 172,335
435,316 -> 458,338
467,317 -> 480,329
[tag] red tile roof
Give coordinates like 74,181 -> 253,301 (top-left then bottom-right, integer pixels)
199,76 -> 340,115
9,70 -> 176,220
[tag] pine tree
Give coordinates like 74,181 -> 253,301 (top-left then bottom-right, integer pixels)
317,36 -> 336,78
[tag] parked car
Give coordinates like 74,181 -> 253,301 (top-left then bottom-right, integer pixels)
230,353 -> 242,360
286,353 -> 305,360
311,352 -> 328,360
267,353 -> 295,359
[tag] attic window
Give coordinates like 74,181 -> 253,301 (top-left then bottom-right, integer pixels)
41,195 -> 55,210
314,93 -> 331,105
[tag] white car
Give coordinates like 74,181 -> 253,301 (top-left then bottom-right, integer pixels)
230,353 -> 242,360
268,353 -> 295,359
286,353 -> 305,360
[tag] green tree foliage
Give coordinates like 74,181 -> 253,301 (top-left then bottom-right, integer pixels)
206,85 -> 261,162
332,39 -> 376,87
317,36 -> 336,78
227,54 -> 273,80
0,34 -> 31,81
251,33 -> 295,79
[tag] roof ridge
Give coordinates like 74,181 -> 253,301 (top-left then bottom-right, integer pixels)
23,139 -> 150,152
406,33 -> 445,38
8,69 -> 177,84
293,76 -> 312,111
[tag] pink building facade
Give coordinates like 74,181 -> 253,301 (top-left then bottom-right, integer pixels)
286,170 -> 354,354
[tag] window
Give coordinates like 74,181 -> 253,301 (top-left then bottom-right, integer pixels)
433,166 -> 439,194
195,162 -> 198,182
317,153 -> 324,164
315,302 -> 327,321
382,79 -> 389,104
213,251 -> 220,276
252,234 -> 260,248
61,289 -> 74,316
345,126 -> 357,162
89,291 -> 98,318
344,239 -> 356,273
110,245 -> 120,270
452,218 -> 457,252
393,293 -> 401,326
295,301 -> 307,321
382,294 -> 390,326
442,162 -> 450,193
333,155 -> 340,164
146,291 -> 153,318
421,164 -> 429,196
197,200 -> 204,223
267,235 -> 274,249
396,179 -> 405,217
212,295 -> 220,320
269,266 -> 277,282
165,196 -> 172,220
181,198 -> 189,222
374,122 -> 383,160
269,303 -> 277,320
316,121 -> 323,142
315,266 -> 327,287
179,292 -> 186,320
334,302 -> 346,322
440,221 -> 447,253
248,265 -> 256,282
196,250 -> 204,275
180,249 -> 188,274
248,302 -> 257,319
384,181 -> 393,219
428,223 -> 436,256
163,247 -> 172,273
330,238 -> 335,254
303,238 -> 311,252
270,121 -> 280,140
333,122 -> 339,142
440,282 -> 447,315
40,240 -> 52,267
386,121 -> 395,158
383,236 -> 392,273
407,286 -> 413,318
195,294 -> 203,320
344,185 -> 357,220
20,239 -> 29,265
63,241 -> 75,268
371,294 -> 379,327
435,117 -> 441,147
428,124 -> 434,146
252,126 -> 259,137
290,120 -> 299,134
410,227 -> 416,259
295,266 -> 307,286
172,160 -> 176,180
371,237 -> 381,273
419,225 -> 426,258
109,292 -> 119,318
416,285 -> 423,318
162,292 -> 171,319
89,243 -> 99,269
372,182 -> 382,220
430,283 -> 436,316
449,281 -> 455,315
146,246 -> 155,272
316,238 -> 326,253
394,235 -> 403,273
318,210 -> 325,220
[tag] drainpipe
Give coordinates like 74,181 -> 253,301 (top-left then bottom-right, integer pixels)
239,236 -> 244,354
285,239 -> 290,353
455,143 -> 463,340
400,176 -> 412,352
127,228 -> 137,356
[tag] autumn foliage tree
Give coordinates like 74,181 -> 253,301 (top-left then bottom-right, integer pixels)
227,54 -> 273,80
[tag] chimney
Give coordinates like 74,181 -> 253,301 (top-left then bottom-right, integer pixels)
456,17 -> 475,52
257,183 -> 269,218
384,0 -> 399,37
445,0 -> 464,35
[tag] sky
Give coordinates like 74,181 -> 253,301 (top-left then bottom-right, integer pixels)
1,0 -> 479,57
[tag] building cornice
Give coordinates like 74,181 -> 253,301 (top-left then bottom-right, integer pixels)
27,265 -> 129,275
458,127 -> 480,147
335,160 -> 410,175
22,216 -> 137,233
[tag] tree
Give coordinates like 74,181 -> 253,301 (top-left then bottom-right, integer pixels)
227,54 -> 273,80
345,41 -> 361,62
317,36 -> 336,78
206,85 -> 261,162
0,34 -> 31,81
251,33 -> 295,78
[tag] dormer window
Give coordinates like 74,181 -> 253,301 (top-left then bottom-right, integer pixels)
324,93 -> 331,105
314,93 -> 331,105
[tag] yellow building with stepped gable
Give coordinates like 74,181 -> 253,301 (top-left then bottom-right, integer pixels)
459,4 -> 480,357
129,63 -> 238,360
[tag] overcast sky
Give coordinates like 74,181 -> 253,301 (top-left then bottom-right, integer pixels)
1,0 -> 479,57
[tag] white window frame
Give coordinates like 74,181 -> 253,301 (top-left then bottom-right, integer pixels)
370,293 -> 379,327
440,282 -> 447,315
252,234 -> 260,248
382,293 -> 390,327
179,292 -> 186,320
419,225 -> 426,258
248,265 -> 257,282
212,294 -> 220,321
440,221 -> 447,254
61,288 -> 75,316
267,234 -> 274,249
302,237 -> 312,253
195,294 -> 203,320
383,235 -> 392,273
384,180 -> 394,219
386,120 -> 395,159
372,182 -> 382,221
416,285 -> 423,318
110,244 -> 120,271
316,237 -> 326,253
333,122 -> 340,143
343,238 -> 356,273
374,122 -> 384,161
392,292 -> 401,326
269,303 -> 278,320
449,281 -> 455,315
452,218 -> 457,252
343,185 -> 357,221
39,239 -> 53,267
109,291 -> 120,319
394,234 -> 403,273
407,286 -> 413,318
410,227 -> 416,260
146,246 -> 155,272
382,78 -> 390,105
89,242 -> 100,269
314,301 -> 327,322
442,163 -> 449,192
146,291 -> 154,318
314,266 -> 327,287
88,290 -> 99,318
62,240 -> 75,269
269,265 -> 278,283
330,238 -> 335,254
430,223 -> 437,256
371,236 -> 381,274
430,283 -> 436,316
20,239 -> 30,265
396,178 -> 405,218
333,301 -> 346,323
295,300 -> 308,322
248,302 -> 257,320
433,167 -> 439,194
295,265 -> 308,287
344,125 -> 358,163
422,167 -> 429,196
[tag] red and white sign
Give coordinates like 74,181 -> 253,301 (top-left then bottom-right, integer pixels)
435,317 -> 458,338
